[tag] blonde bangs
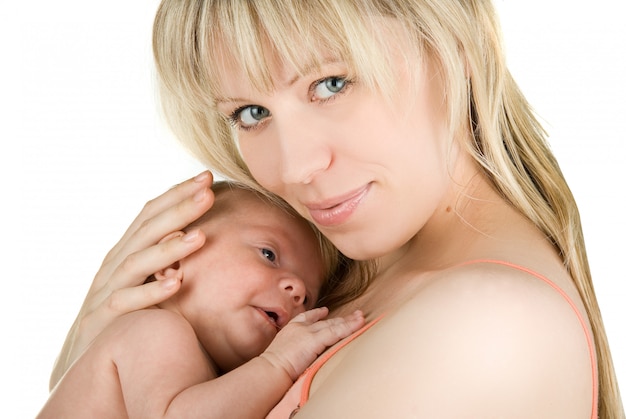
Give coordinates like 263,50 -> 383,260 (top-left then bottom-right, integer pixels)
203,0 -> 396,101
153,0 -> 399,185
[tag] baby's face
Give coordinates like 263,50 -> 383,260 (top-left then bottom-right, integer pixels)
175,188 -> 325,371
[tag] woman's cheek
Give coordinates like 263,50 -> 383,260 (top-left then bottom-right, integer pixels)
239,140 -> 275,185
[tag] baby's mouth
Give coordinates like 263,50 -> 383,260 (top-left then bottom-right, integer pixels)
264,310 -> 280,329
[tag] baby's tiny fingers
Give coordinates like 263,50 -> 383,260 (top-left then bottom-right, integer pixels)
316,310 -> 366,340
289,307 -> 329,324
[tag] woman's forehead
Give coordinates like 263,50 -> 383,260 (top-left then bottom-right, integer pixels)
205,16 -> 414,105
213,54 -> 346,105
209,35 -> 339,102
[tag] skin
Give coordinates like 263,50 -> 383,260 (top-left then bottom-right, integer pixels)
49,173 -> 216,390
38,188 -> 365,418
50,19 -> 597,419
214,28 -> 596,417
156,188 -> 324,372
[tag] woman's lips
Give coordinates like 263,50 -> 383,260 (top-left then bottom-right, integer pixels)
306,184 -> 370,227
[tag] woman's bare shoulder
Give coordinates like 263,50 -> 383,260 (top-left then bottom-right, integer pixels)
299,261 -> 594,418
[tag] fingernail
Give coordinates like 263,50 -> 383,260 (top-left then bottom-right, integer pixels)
194,171 -> 209,182
182,230 -> 199,242
162,277 -> 179,290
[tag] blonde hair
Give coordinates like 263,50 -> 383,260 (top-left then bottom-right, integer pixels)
153,0 -> 622,415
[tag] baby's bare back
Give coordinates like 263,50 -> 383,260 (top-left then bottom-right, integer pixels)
37,309 -> 213,418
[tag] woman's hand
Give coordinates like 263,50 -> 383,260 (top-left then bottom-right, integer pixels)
49,171 -> 215,390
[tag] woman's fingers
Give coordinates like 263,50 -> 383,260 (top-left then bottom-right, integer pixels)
82,227 -> 205,317
129,171 -> 213,235
106,228 -> 206,291
103,171 -> 214,266
94,172 -> 214,291
88,170 -> 213,313
78,171 -> 213,328
51,171 -> 218,389
97,277 -> 182,323
72,277 -> 184,361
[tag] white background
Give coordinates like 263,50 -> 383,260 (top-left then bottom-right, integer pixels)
3,1 -> 625,417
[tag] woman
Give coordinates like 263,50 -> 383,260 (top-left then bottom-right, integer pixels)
51,0 -> 624,417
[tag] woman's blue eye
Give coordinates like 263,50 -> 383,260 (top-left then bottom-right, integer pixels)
235,105 -> 270,128
261,248 -> 276,262
313,77 -> 347,100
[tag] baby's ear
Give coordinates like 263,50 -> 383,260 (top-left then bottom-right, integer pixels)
154,261 -> 182,281
153,231 -> 185,281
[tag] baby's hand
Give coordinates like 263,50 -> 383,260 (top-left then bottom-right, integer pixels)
259,307 -> 365,381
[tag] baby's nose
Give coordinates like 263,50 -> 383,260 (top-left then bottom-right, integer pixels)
280,276 -> 306,307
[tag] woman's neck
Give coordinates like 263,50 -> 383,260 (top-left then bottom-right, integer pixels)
376,152 -> 552,280
332,152 -> 559,319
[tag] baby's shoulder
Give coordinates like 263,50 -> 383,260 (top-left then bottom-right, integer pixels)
115,307 -> 191,330
105,309 -> 197,352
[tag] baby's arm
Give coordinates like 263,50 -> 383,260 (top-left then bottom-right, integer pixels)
38,309 -> 219,419
39,307 -> 363,418
164,307 -> 364,419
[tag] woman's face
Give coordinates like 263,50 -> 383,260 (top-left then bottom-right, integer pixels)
216,33 -> 455,261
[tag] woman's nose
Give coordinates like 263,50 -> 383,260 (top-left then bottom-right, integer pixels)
275,115 -> 332,185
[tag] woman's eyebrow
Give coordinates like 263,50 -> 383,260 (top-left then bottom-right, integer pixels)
215,95 -> 247,106
214,59 -> 344,104
285,59 -> 342,87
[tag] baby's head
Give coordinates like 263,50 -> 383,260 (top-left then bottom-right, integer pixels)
157,181 -> 337,371
187,180 -> 336,305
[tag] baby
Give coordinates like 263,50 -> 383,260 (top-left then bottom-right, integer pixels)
37,181 -> 364,418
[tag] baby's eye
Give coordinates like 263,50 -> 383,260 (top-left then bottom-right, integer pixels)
312,76 -> 348,100
261,248 -> 276,263
230,105 -> 270,129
